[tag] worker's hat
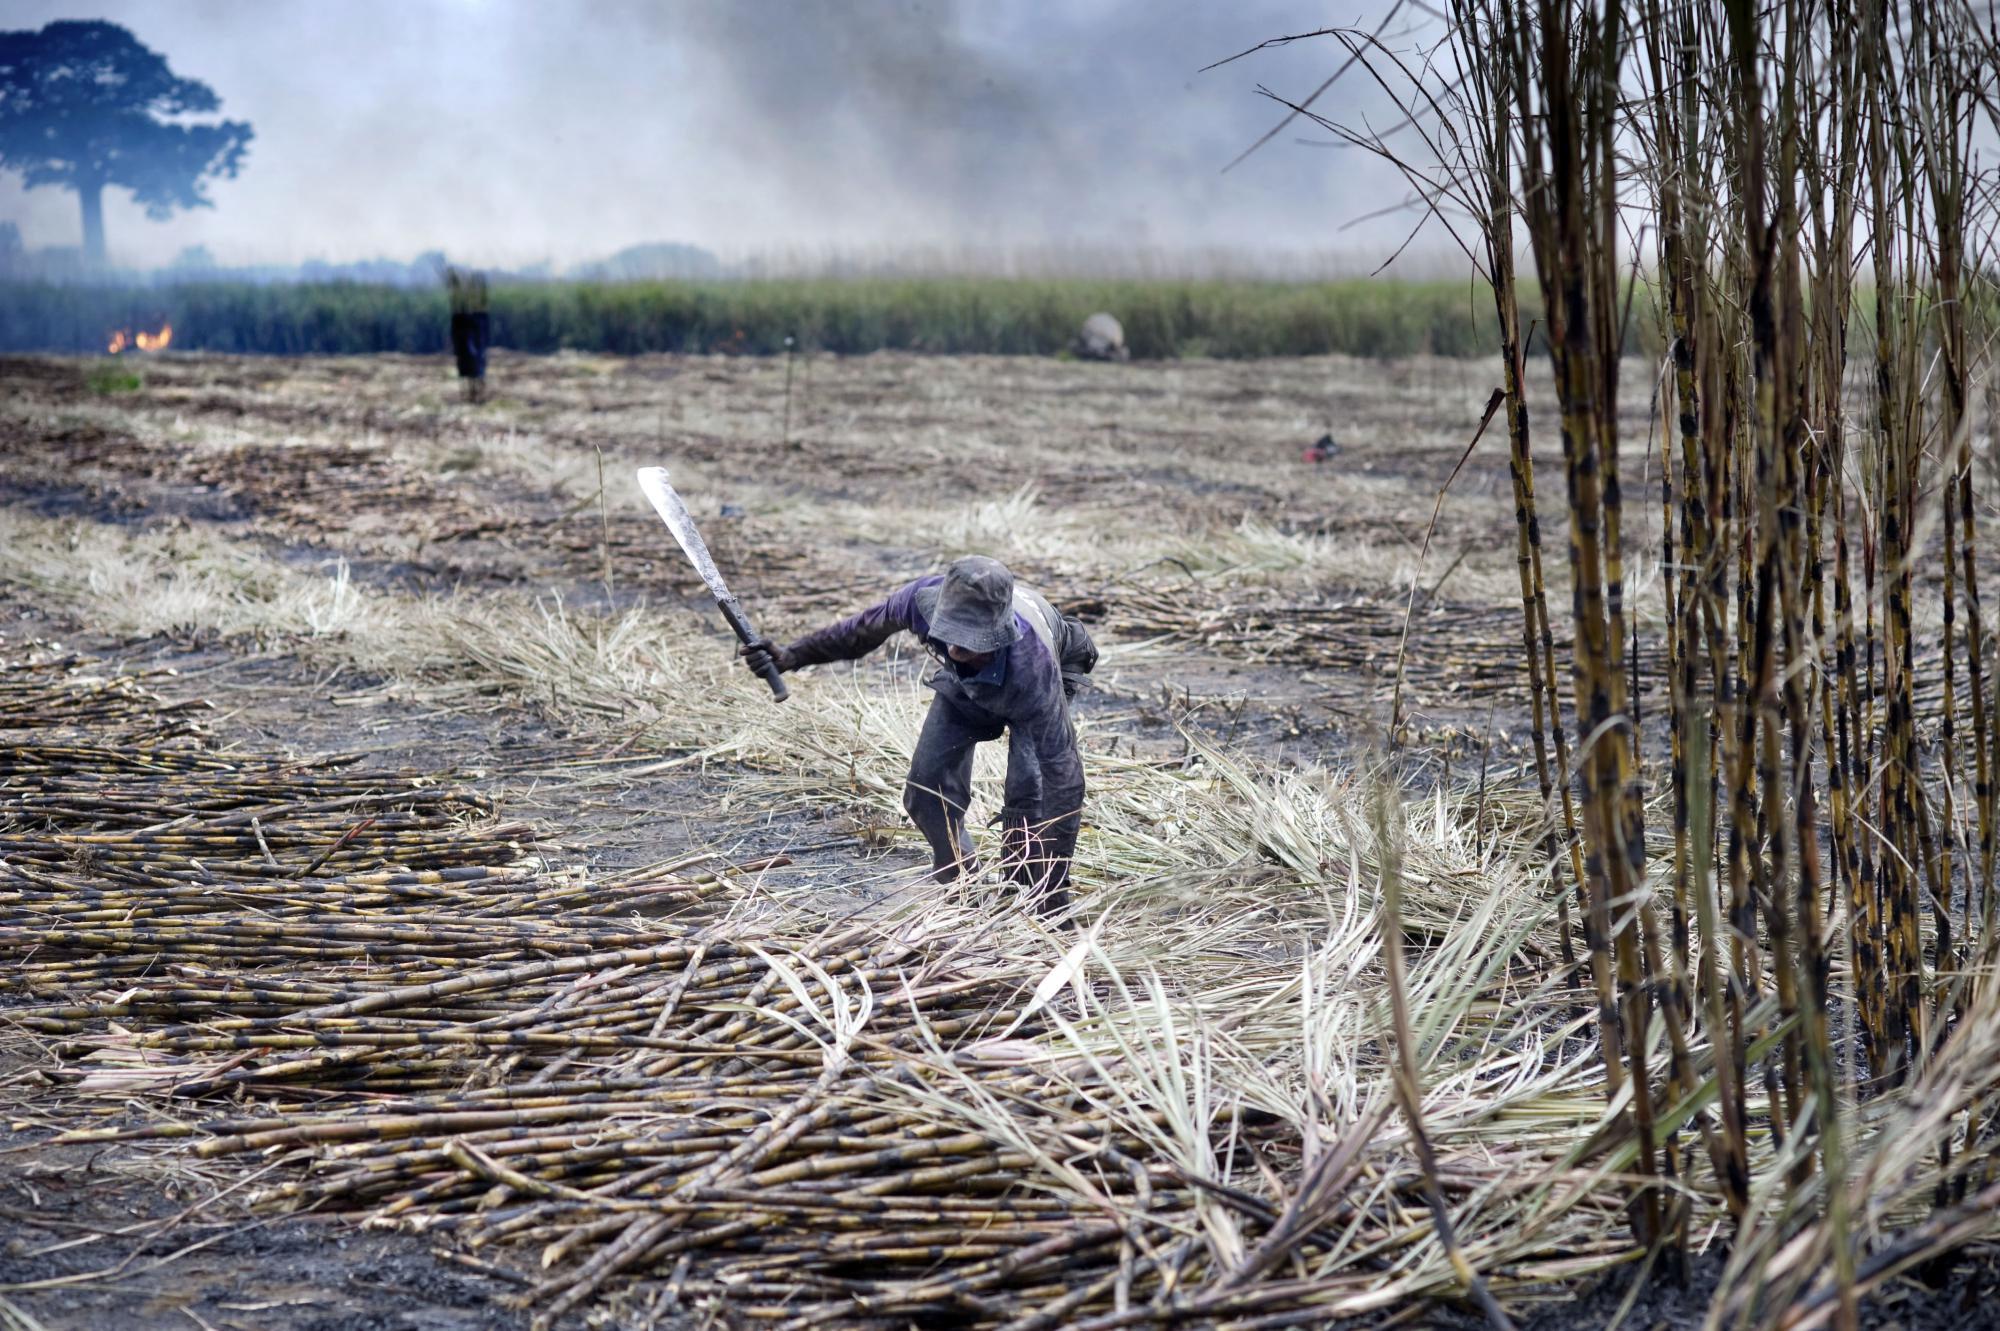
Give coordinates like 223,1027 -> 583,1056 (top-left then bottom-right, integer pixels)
917,556 -> 1022,654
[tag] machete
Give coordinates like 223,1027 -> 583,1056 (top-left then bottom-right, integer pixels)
636,466 -> 788,702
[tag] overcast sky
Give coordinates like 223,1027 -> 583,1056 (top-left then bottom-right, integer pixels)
1,2 -> 1457,273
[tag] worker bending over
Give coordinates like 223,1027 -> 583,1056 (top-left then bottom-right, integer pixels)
742,556 -> 1096,917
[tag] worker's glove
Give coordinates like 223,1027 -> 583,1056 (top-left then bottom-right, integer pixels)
739,638 -> 797,678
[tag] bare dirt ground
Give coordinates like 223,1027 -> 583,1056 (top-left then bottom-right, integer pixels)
2,350 -> 1988,1330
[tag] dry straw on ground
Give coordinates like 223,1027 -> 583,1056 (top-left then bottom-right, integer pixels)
5,643 -> 1623,1330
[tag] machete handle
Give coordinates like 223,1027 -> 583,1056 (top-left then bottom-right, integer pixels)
717,597 -> 789,703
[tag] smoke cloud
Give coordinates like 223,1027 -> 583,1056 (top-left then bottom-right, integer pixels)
1,1 -> 1450,273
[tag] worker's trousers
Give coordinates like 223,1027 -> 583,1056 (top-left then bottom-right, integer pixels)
901,694 -> 1082,904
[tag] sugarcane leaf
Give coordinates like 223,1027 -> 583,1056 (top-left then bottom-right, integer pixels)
991,918 -> 1104,1042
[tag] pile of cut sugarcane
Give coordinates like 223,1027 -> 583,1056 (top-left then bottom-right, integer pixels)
3,644 -> 1537,1330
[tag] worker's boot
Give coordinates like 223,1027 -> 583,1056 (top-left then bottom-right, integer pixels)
908,801 -> 978,883
930,850 -> 979,884
1028,883 -> 1073,928
1000,817 -> 1074,928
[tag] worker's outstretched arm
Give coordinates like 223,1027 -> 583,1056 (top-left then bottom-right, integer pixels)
740,576 -> 941,678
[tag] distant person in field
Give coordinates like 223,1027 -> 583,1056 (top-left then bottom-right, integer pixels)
740,556 -> 1097,920
445,266 -> 490,402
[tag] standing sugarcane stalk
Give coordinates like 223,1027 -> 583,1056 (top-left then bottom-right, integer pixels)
1911,0 -> 1987,1205
1282,0 -> 2000,1316
1639,0 -> 1749,1224
1916,0 -> 1984,988
1801,4 -> 1868,1136
1452,0 -> 1590,979
1864,6 -> 1927,1081
1727,0 -> 1812,1154
1502,0 -> 1662,1241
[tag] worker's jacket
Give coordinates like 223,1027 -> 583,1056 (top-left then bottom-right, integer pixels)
783,575 -> 1097,813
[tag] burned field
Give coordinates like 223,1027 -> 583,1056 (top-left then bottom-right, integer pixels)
0,349 -> 1616,1330
0,347 -> 1991,1331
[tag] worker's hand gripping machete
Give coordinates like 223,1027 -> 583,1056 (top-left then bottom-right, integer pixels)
636,467 -> 788,702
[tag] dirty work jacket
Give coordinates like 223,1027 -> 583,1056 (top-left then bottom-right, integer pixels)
781,575 -> 1093,817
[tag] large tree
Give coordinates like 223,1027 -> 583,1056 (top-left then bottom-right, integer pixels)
0,20 -> 251,266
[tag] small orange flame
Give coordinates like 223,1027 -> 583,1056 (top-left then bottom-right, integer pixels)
105,322 -> 172,354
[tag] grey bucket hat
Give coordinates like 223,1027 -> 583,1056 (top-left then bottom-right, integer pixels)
915,556 -> 1022,653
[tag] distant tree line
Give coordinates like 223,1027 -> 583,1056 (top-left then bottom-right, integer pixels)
0,240 -> 736,288
0,276 -> 1557,360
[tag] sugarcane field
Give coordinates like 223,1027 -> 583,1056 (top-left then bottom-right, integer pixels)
5,4 -> 2000,1331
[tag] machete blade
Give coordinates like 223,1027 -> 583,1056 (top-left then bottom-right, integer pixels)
637,466 -> 731,602
636,466 -> 788,702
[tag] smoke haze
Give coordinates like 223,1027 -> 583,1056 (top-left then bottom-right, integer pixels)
1,2 -> 1452,273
